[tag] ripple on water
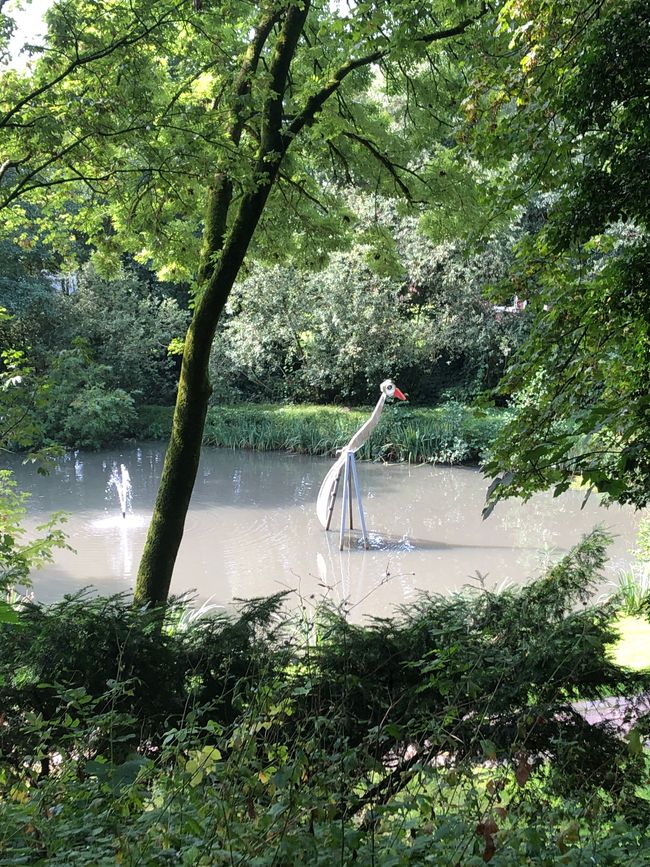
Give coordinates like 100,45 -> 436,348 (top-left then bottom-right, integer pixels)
339,532 -> 417,552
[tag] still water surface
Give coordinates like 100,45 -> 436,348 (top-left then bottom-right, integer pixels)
10,444 -> 643,620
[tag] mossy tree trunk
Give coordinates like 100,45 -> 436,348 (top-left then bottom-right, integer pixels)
134,3 -> 309,605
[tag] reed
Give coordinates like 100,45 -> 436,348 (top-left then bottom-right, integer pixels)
137,402 -> 506,465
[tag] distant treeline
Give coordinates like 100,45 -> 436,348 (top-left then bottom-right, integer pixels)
0,205 -> 531,450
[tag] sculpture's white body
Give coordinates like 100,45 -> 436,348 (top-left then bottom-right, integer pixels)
316,380 -> 405,529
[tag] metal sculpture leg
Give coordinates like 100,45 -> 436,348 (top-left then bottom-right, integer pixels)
325,472 -> 341,531
349,453 -> 369,549
339,452 -> 369,550
348,465 -> 354,530
339,453 -> 351,549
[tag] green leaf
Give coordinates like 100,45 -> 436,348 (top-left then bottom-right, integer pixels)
0,600 -> 21,625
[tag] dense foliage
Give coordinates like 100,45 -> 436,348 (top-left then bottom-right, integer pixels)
1,532 -> 649,863
0,260 -> 189,447
0,307 -> 68,620
475,0 -> 650,511
1,4 -> 648,859
0,215 -> 526,447
211,208 -> 528,406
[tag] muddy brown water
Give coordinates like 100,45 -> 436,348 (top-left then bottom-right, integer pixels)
7,444 -> 644,620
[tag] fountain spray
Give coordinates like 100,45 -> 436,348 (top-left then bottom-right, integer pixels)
109,463 -> 132,518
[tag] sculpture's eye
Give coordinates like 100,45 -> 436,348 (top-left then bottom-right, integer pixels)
387,383 -> 394,392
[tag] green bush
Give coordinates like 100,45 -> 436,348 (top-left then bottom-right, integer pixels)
0,591 -> 287,767
1,531 -> 649,864
59,382 -> 136,449
208,209 -> 529,406
40,344 -> 136,448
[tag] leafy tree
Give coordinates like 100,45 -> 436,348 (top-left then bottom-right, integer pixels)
472,0 -> 650,511
0,238 -> 69,373
41,342 -> 137,449
1,0 -> 182,219
210,208 -> 527,405
0,309 -> 68,616
0,239 -> 189,428
484,230 -> 650,512
57,265 -> 189,405
211,244 -> 421,404
0,307 -> 50,451
3,0 -> 496,603
0,1 -> 13,67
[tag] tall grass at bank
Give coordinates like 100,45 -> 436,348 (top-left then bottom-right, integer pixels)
137,402 -> 506,464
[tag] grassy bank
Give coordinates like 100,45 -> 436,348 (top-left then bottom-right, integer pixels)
137,401 -> 506,464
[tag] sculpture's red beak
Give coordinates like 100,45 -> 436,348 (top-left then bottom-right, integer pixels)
393,387 -> 407,401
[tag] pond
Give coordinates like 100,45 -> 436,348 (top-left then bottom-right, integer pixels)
9,443 -> 643,620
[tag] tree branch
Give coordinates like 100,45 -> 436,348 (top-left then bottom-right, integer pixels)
343,131 -> 413,201
0,1 -> 184,130
278,170 -> 329,213
197,5 -> 282,285
284,6 -> 488,146
261,0 -> 312,154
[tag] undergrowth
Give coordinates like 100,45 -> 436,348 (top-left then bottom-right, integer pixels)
1,530 -> 650,864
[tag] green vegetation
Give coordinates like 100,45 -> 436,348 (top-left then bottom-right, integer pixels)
480,0 -> 650,512
1,0 -> 649,859
139,402 -> 506,464
0,311 -> 70,623
0,265 -> 189,450
209,216 -> 527,406
605,517 -> 650,671
609,617 -> 650,672
2,532 -> 650,864
0,228 -> 522,451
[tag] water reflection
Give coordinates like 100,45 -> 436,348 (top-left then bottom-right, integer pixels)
6,444 -> 644,620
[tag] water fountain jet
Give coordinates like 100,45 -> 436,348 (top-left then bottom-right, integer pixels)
109,463 -> 131,518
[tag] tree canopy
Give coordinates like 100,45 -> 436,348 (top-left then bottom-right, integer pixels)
1,0 -> 490,270
478,0 -> 650,512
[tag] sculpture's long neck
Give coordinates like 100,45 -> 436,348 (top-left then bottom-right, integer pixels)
345,392 -> 387,453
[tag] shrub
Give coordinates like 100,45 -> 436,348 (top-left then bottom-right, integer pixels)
1,532 -> 650,864
40,345 -> 136,448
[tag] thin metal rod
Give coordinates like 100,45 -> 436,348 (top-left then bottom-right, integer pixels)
349,453 -> 369,549
348,459 -> 354,530
325,471 -> 341,531
339,452 -> 351,550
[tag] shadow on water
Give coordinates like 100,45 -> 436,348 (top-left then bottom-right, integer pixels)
339,531 -> 541,554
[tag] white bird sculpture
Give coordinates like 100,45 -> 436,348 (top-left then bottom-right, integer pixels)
316,379 -> 407,540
